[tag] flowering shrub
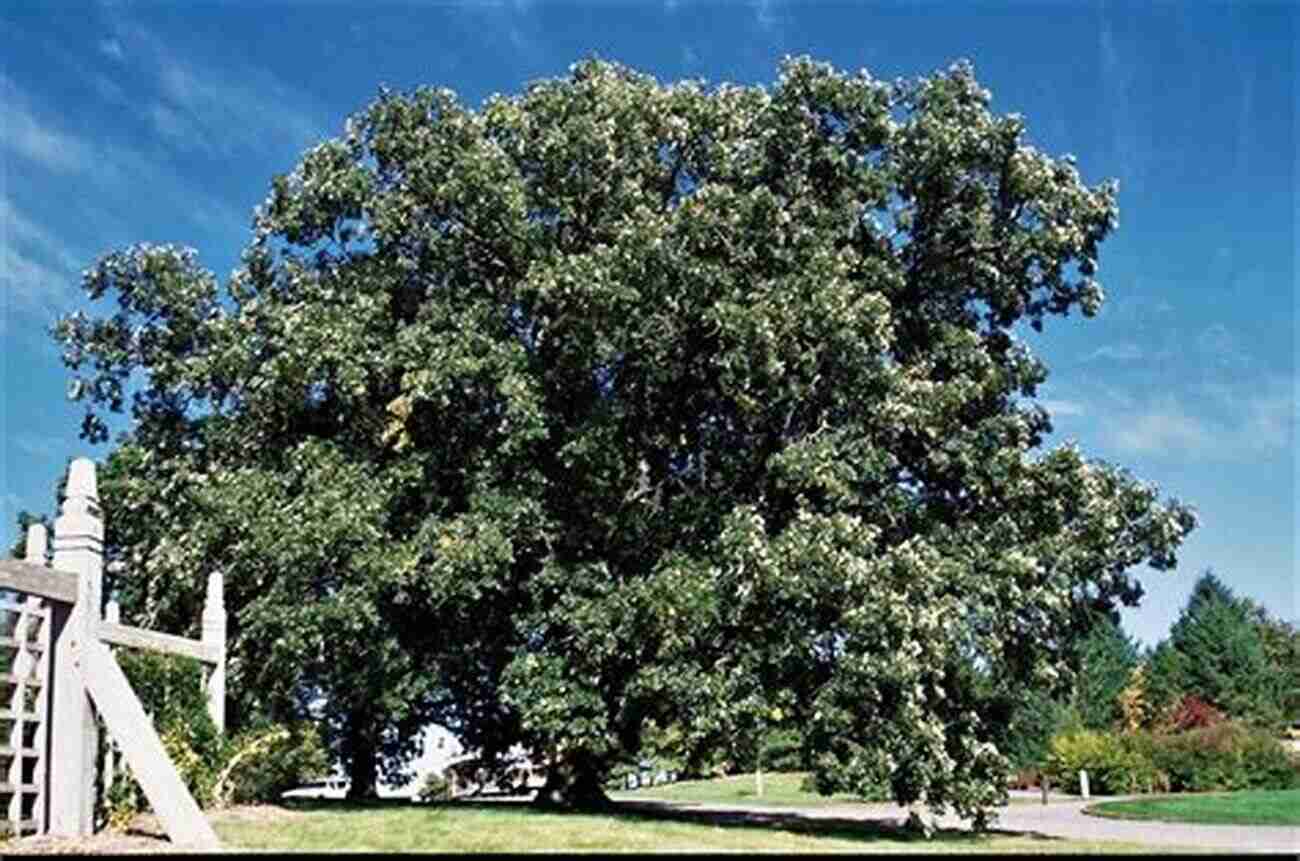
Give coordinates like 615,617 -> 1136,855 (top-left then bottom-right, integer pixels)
1147,721 -> 1299,792
1161,694 -> 1226,732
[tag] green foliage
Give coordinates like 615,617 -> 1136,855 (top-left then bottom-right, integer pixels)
1144,722 -> 1300,793
102,651 -> 327,824
1043,729 -> 1163,796
104,649 -> 223,822
55,55 -> 1196,825
1145,571 -> 1287,727
216,721 -> 330,805
1045,722 -> 1300,799
417,770 -> 452,802
1074,616 -> 1139,731
998,689 -> 1079,770
761,728 -> 806,773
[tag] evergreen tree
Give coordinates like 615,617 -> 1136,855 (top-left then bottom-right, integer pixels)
1147,571 -> 1285,726
1073,614 -> 1139,730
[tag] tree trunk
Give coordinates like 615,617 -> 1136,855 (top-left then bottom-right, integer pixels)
532,751 -> 610,810
345,716 -> 380,800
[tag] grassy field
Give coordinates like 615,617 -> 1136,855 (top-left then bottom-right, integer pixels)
610,771 -> 870,807
1086,789 -> 1300,826
612,771 -> 1057,807
206,798 -> 1167,853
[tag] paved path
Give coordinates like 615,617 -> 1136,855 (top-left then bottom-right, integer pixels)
620,795 -> 1299,853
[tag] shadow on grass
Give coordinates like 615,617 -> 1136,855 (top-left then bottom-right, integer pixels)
429,797 -> 1068,848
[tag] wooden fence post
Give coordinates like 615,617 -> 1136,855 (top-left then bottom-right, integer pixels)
201,571 -> 226,735
48,458 -> 102,837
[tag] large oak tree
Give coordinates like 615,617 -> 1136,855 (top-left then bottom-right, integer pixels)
55,57 -> 1195,824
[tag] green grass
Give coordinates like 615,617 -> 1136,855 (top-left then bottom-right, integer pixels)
1086,789 -> 1300,826
208,798 -> 1172,853
610,771 -> 871,807
612,771 -> 1064,808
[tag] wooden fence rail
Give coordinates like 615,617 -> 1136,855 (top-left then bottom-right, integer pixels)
0,458 -> 223,848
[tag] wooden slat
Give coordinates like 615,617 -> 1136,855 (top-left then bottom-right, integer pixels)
0,782 -> 39,793
0,636 -> 43,651
0,710 -> 39,722
0,675 -> 40,689
82,641 -> 221,848
0,747 -> 40,757
0,561 -> 76,605
97,622 -> 220,665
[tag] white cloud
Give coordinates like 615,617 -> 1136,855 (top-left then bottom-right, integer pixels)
1197,323 -> 1251,368
0,75 -> 95,173
99,37 -> 125,62
148,53 -> 326,156
1108,397 -> 1215,455
754,0 -> 777,31
1039,399 -> 1085,417
0,198 -> 84,307
1084,343 -> 1144,362
1103,377 -> 1295,460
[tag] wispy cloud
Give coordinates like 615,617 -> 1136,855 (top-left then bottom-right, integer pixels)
1103,376 -> 1294,460
0,75 -> 95,173
98,36 -> 125,62
1040,399 -> 1085,417
754,0 -> 777,31
1107,397 -> 1215,455
1085,343 -> 1144,362
147,48 -> 328,156
1098,12 -> 1144,196
1196,323 -> 1252,369
0,198 -> 84,308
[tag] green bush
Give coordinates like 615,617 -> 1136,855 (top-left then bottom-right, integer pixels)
214,720 -> 330,805
1043,729 -> 1162,795
761,728 -> 806,772
1146,721 -> 1300,792
417,771 -> 452,802
99,650 -> 329,825
102,650 -> 224,825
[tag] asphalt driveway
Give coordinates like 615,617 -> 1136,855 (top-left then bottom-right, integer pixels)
621,794 -> 1299,853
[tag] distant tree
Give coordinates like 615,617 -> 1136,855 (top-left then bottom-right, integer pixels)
1073,615 -> 1140,730
53,57 -> 1195,826
1146,571 -> 1286,726
1244,602 -> 1300,720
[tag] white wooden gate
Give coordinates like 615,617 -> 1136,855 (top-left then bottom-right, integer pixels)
0,458 -> 224,848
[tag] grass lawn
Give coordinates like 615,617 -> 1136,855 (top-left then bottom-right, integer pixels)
610,771 -> 869,807
1085,789 -> 1300,826
612,771 -> 1060,807
207,798 -> 1170,853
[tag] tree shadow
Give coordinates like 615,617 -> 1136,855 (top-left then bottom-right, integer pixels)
445,797 -> 1066,847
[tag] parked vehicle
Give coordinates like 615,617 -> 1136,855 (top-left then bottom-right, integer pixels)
281,777 -> 349,799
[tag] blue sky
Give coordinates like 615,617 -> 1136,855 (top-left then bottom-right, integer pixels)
1,1 -> 1294,649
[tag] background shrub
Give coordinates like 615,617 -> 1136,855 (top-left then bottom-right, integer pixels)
1043,729 -> 1162,795
417,771 -> 452,802
99,650 -> 329,825
1147,721 -> 1300,792
214,720 -> 330,805
101,650 -> 224,825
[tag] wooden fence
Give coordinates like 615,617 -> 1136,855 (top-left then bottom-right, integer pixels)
0,458 -> 223,848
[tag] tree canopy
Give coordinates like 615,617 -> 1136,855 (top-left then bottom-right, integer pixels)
1146,571 -> 1289,727
54,57 -> 1195,825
